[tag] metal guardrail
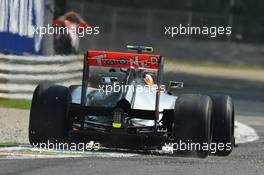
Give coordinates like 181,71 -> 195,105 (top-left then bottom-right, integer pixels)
0,54 -> 83,99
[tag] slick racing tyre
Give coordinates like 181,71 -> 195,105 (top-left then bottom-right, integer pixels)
173,94 -> 213,158
211,95 -> 235,156
29,84 -> 72,145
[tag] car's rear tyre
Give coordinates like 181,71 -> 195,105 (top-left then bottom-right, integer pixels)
211,95 -> 234,156
29,84 -> 72,145
173,94 -> 213,158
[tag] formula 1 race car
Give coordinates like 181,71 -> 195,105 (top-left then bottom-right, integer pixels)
29,45 -> 235,158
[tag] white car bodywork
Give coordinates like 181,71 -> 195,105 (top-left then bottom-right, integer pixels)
71,85 -> 177,126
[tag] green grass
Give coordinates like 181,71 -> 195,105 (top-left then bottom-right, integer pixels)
165,58 -> 264,71
0,98 -> 31,110
0,155 -> 8,159
0,143 -> 17,148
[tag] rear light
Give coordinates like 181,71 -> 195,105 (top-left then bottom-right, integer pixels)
112,108 -> 125,128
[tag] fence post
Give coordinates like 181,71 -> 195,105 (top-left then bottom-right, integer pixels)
228,0 -> 235,42
111,9 -> 117,40
42,0 -> 54,55
146,10 -> 153,39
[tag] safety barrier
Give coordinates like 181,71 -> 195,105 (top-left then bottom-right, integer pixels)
0,54 -> 83,99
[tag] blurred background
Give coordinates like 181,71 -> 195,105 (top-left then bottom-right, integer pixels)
60,0 -> 264,66
1,0 -> 264,65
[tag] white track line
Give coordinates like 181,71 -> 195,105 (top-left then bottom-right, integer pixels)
0,145 -> 138,159
234,121 -> 259,144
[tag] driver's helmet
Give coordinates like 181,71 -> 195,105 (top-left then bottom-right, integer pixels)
144,73 -> 154,85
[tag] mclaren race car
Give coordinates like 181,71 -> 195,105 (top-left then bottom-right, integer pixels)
29,45 -> 235,158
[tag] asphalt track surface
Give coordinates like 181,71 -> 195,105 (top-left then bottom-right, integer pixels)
0,73 -> 264,175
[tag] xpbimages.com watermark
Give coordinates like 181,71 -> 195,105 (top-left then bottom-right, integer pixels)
31,140 -> 231,154
98,83 -> 167,95
32,24 -> 100,37
164,24 -> 232,38
162,140 -> 232,154
32,140 -> 100,153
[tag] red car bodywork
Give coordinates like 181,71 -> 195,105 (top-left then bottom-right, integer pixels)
87,50 -> 161,70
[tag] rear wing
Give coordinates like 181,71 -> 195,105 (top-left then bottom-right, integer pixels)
87,50 -> 161,70
81,48 -> 164,131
